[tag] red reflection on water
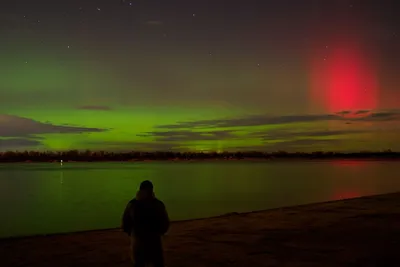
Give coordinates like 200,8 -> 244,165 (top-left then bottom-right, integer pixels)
333,191 -> 361,200
310,40 -> 379,113
330,160 -> 365,200
330,160 -> 367,167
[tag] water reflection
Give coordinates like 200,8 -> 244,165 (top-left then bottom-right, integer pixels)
330,160 -> 367,167
332,191 -> 361,200
329,160 -> 380,201
1,161 -> 400,238
59,165 -> 64,204
60,166 -> 64,184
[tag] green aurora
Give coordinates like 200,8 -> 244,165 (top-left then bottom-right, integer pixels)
1,1 -> 400,152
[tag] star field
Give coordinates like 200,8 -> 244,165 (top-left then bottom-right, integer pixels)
0,0 -> 400,152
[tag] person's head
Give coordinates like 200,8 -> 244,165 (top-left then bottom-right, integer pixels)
139,180 -> 153,192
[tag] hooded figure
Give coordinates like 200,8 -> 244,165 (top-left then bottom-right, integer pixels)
122,180 -> 170,267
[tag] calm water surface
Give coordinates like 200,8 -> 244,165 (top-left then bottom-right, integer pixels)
0,160 -> 399,238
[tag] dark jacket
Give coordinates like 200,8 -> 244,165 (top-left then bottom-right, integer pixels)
122,190 -> 170,238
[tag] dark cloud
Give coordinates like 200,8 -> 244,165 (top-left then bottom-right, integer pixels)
77,105 -> 113,111
85,140 -> 188,152
155,114 -> 334,129
138,127 -> 362,148
267,139 -> 342,149
140,130 -> 236,142
258,129 -> 365,141
265,139 -> 344,151
366,111 -> 400,121
154,110 -> 400,130
354,110 -> 371,115
234,139 -> 343,152
335,110 -> 352,116
0,114 -> 108,137
0,138 -> 42,151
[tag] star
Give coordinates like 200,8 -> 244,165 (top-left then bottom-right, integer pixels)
97,7 -> 101,11
192,13 -> 196,17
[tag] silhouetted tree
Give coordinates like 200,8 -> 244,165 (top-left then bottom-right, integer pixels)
0,149 -> 399,162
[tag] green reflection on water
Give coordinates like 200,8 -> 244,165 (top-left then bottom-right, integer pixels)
0,161 -> 399,238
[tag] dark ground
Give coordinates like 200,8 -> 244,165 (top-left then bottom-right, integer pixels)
1,192 -> 400,267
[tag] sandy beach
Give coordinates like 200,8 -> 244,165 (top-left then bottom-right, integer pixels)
1,192 -> 400,267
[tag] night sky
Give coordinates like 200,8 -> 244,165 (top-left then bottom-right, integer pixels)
1,0 -> 399,152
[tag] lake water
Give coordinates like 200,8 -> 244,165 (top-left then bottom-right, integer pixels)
0,160 -> 399,238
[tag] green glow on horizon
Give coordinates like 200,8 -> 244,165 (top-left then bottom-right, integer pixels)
2,104 -> 399,152
6,104 -> 259,151
1,20 -> 400,153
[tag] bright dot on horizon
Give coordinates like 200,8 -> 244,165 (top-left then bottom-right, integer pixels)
193,13 -> 196,17
97,7 -> 101,11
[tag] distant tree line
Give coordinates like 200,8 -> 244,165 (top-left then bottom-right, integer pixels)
0,150 -> 399,162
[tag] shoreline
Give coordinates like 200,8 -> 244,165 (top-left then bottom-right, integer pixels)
2,192 -> 400,267
1,191 -> 398,241
1,157 -> 400,164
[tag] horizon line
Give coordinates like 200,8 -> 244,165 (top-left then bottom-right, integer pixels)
0,150 -> 399,154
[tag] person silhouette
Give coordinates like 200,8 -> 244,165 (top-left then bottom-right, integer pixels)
122,180 -> 170,267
